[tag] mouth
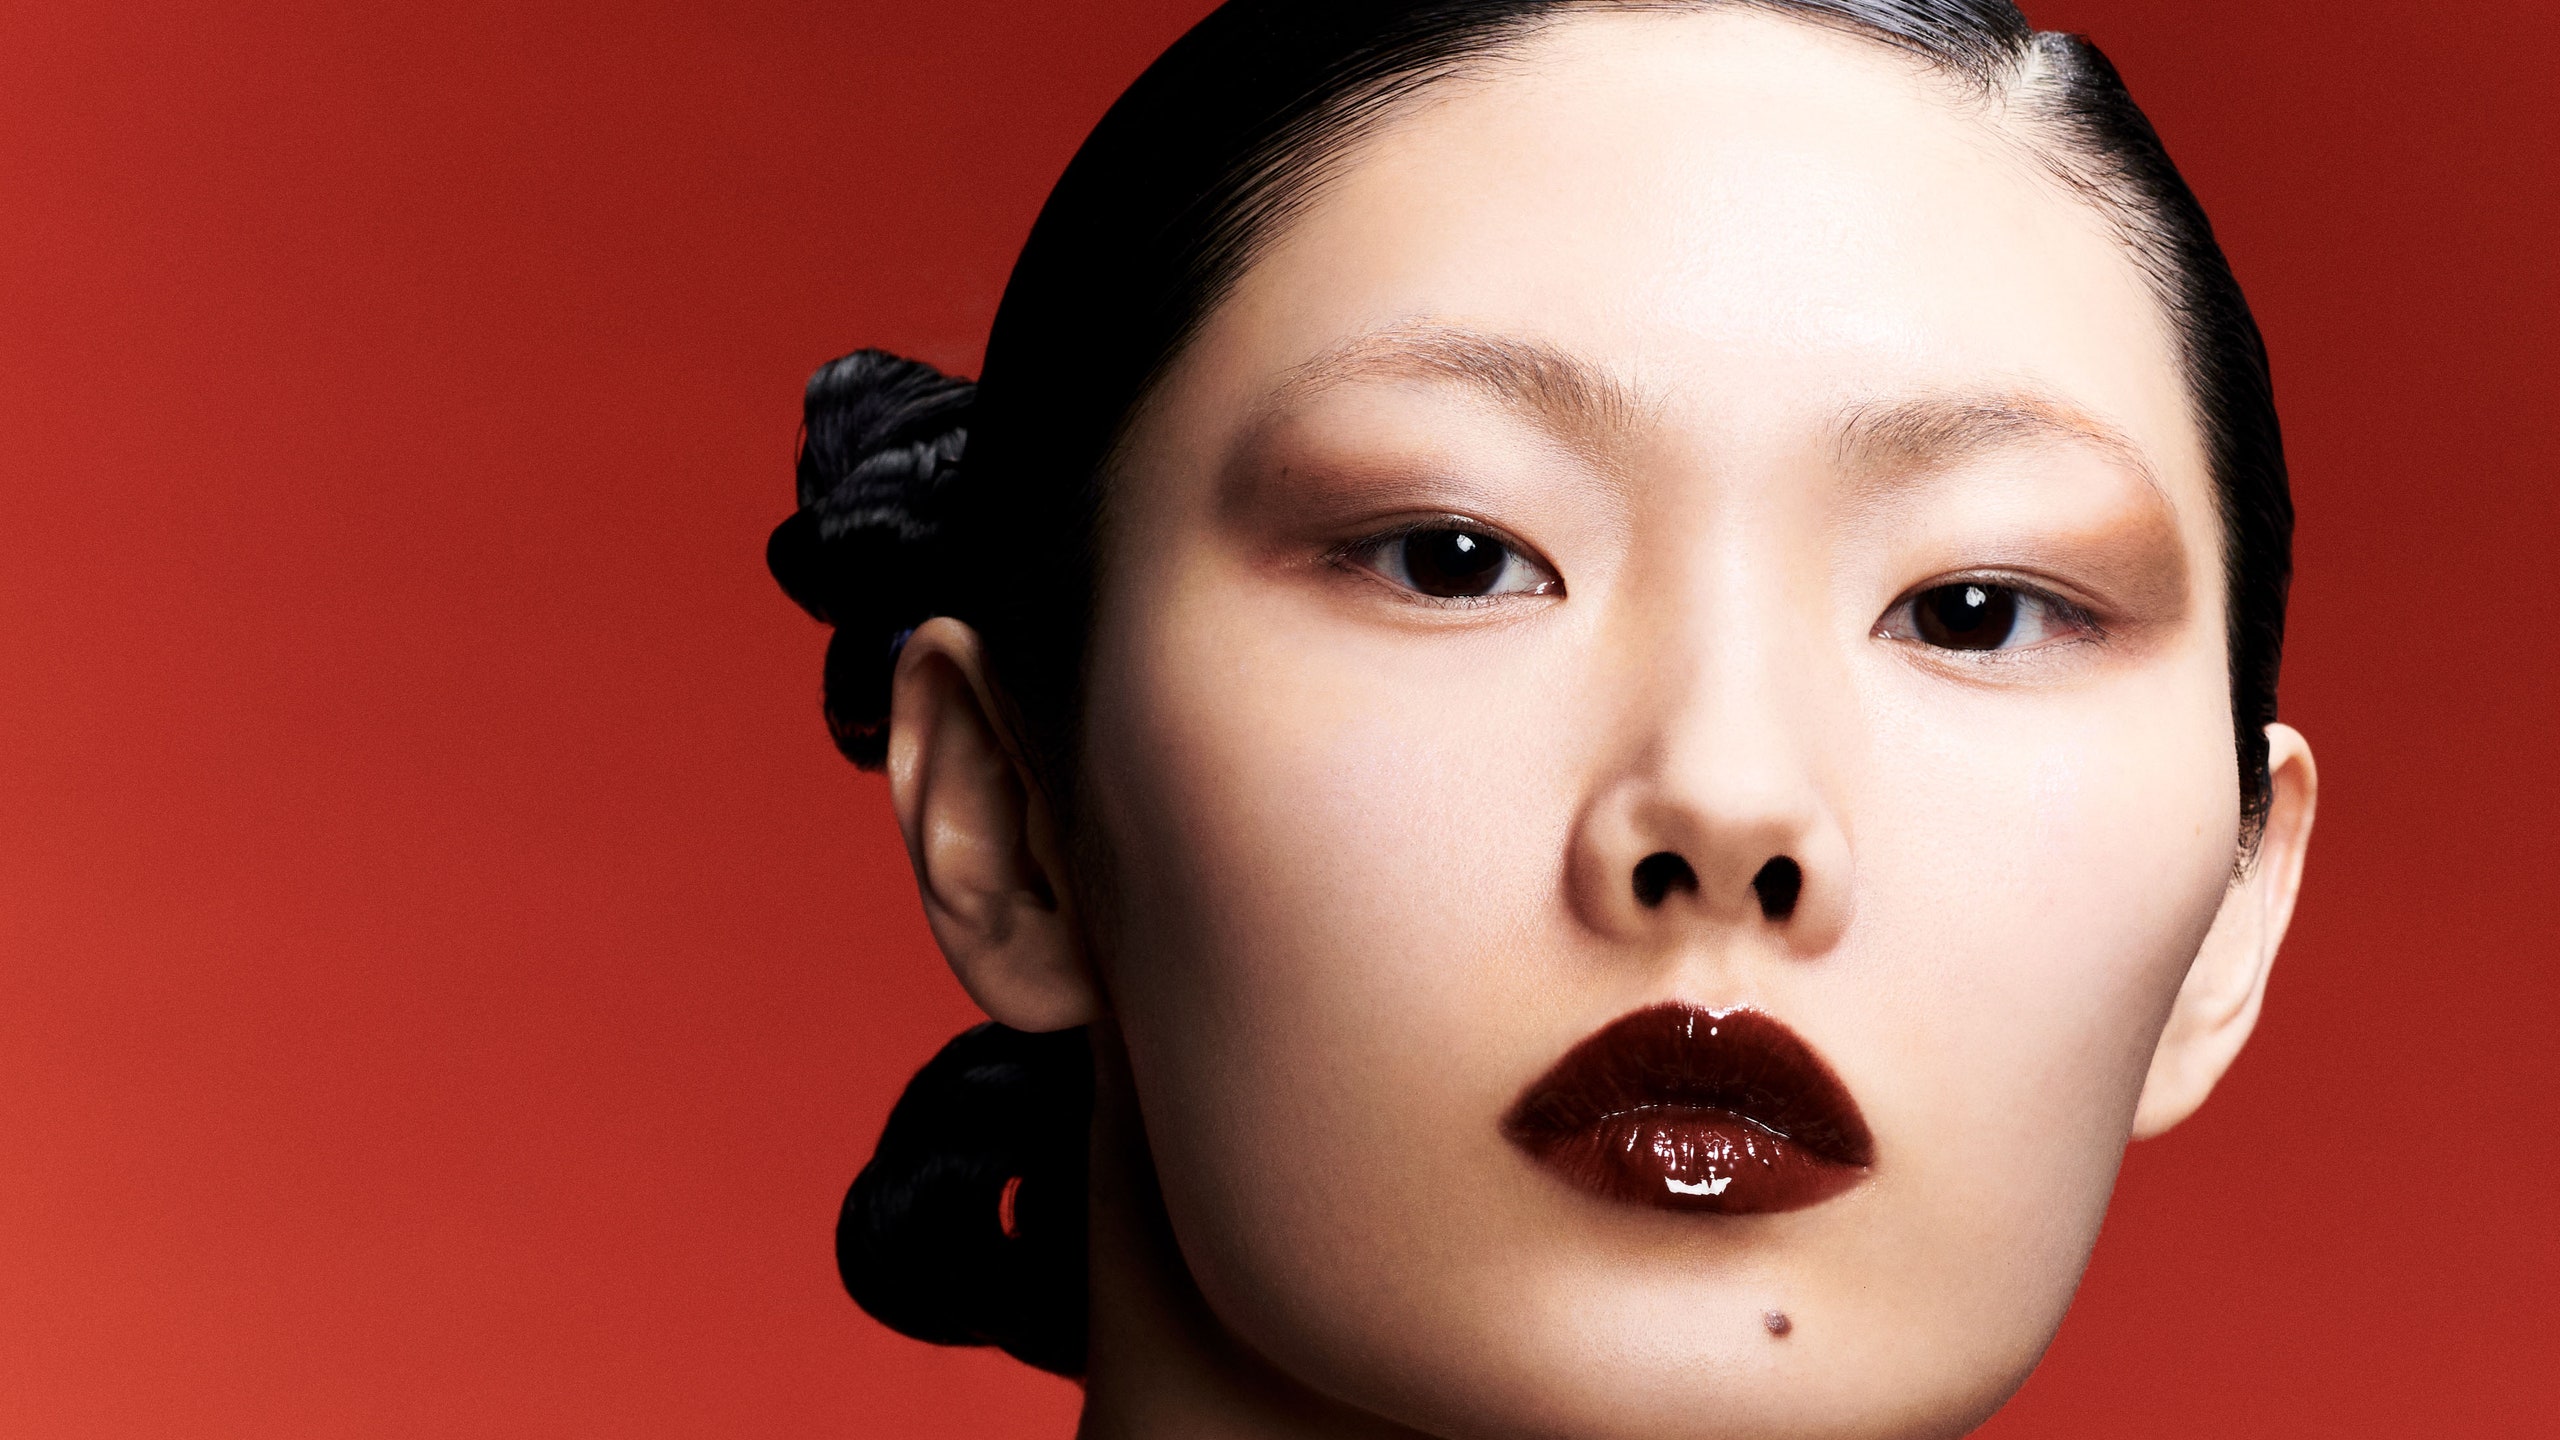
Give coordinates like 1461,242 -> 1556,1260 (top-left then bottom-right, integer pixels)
1502,1004 -> 1873,1215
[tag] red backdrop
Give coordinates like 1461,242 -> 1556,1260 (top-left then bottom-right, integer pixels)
2,1 -> 2551,1434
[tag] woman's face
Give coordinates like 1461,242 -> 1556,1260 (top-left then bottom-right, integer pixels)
1077,11 -> 2243,1437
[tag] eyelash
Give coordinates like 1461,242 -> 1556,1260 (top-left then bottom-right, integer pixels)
1874,576 -> 2106,656
1331,518 -> 1563,606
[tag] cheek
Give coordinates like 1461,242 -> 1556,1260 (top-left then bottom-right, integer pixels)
1079,566 -> 1582,1344
1847,649 -> 2239,1256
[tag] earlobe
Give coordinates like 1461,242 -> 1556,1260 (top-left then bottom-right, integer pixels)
2131,723 -> 2318,1139
886,617 -> 1101,1033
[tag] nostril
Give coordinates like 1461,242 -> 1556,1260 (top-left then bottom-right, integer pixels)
1752,857 -> 1803,921
1631,852 -> 1698,908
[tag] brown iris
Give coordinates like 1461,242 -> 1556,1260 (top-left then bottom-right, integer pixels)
1400,528 -> 1509,597
1913,583 -> 2018,650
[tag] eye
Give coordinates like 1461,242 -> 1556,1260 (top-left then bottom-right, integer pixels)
1879,580 -> 2096,653
1344,521 -> 1560,601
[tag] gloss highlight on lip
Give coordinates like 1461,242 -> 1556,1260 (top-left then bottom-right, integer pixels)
1503,1004 -> 1874,1214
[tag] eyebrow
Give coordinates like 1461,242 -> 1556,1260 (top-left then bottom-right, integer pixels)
1259,322 -> 1646,462
1257,329 -> 2163,501
1831,392 -> 2165,497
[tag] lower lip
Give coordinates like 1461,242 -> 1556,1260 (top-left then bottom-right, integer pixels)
1520,1105 -> 1864,1214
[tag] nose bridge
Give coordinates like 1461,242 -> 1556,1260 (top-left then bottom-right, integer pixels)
1570,516 -> 1851,945
1649,542 -> 1824,858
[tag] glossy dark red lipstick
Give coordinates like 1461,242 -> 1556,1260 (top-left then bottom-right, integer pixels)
1504,1005 -> 1872,1214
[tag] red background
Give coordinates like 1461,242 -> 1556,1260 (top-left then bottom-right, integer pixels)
2,1 -> 2551,1434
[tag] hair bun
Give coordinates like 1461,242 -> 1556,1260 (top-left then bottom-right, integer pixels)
839,1023 -> 1092,1377
767,349 -> 976,768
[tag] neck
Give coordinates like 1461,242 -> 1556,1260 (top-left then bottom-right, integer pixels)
1072,1022 -> 1431,1440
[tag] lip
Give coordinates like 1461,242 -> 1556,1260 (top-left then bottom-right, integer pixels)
1503,1004 -> 1873,1214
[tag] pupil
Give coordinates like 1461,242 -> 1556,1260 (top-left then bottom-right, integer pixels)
1403,528 -> 1506,597
1915,583 -> 2017,650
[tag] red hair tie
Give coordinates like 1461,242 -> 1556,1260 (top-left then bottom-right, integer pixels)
997,1175 -> 1024,1240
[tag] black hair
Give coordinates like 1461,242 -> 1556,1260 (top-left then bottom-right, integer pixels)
833,1023 -> 1091,1374
770,0 -> 2290,1380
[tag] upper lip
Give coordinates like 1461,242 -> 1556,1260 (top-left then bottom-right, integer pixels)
1502,1003 -> 1874,1167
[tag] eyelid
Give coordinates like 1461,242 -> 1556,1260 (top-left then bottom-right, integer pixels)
1885,569 -> 2104,623
1330,512 -> 1533,555
1329,514 -> 1560,572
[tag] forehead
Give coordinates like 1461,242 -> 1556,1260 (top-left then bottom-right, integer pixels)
1182,7 -> 2207,505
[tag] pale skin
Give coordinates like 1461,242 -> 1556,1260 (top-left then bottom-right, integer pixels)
880,11 -> 2314,1440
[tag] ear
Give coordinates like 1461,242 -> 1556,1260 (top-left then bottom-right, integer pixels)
2131,723 -> 2317,1139
885,616 -> 1101,1033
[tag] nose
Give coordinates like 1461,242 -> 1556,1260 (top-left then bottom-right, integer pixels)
1566,618 -> 1853,955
